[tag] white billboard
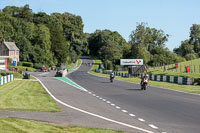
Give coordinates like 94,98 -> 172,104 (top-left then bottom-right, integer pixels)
120,59 -> 143,65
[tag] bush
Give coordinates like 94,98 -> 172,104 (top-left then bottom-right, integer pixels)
18,61 -> 23,66
104,60 -> 113,70
34,63 -> 43,69
185,53 -> 198,61
22,62 -> 33,67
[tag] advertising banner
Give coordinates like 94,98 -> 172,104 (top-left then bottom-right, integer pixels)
120,59 -> 143,65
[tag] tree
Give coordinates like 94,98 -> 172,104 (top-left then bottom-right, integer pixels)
33,24 -> 54,66
88,29 -> 128,57
129,23 -> 170,65
49,24 -> 69,66
98,41 -> 122,61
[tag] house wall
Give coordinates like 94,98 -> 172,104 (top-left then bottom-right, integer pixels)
0,43 -> 9,56
9,51 -> 19,61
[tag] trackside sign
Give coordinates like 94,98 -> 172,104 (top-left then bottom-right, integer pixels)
120,59 -> 143,65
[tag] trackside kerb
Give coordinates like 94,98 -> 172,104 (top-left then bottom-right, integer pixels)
55,77 -> 87,91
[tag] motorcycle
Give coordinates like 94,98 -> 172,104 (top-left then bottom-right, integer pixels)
110,76 -> 114,83
141,79 -> 148,90
110,73 -> 115,83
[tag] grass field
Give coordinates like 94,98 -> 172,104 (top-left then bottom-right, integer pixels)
148,58 -> 200,79
0,80 -> 61,112
14,66 -> 36,72
89,59 -> 200,94
0,118 -> 124,133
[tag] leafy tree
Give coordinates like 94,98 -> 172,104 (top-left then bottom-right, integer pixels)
129,23 -> 172,65
98,41 -> 122,61
49,24 -> 69,66
88,29 -> 127,57
33,24 -> 54,66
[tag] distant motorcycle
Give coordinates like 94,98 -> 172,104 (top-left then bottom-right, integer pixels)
110,72 -> 115,83
141,79 -> 148,90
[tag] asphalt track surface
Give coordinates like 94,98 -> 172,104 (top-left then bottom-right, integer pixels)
67,59 -> 200,133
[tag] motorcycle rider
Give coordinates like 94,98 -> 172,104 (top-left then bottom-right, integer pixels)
110,71 -> 115,83
141,74 -> 149,90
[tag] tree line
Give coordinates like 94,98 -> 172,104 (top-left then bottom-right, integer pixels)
0,5 -> 199,69
0,5 -> 88,68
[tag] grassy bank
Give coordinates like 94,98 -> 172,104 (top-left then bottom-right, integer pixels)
148,58 -> 200,79
89,60 -> 200,94
0,80 -> 61,112
0,118 -> 124,133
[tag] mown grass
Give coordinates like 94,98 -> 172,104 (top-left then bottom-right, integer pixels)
0,80 -> 61,112
14,66 -> 36,72
0,118 -> 124,133
68,59 -> 82,73
148,58 -> 200,79
0,71 -> 36,79
89,60 -> 200,94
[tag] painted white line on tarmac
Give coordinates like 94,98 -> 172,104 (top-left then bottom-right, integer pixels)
129,114 -> 135,117
138,118 -> 145,122
111,104 -> 115,106
106,101 -> 111,104
116,106 -> 121,109
37,77 -> 155,133
122,110 -> 128,113
149,124 -> 158,129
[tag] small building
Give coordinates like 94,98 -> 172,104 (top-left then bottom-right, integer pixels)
0,40 -> 19,62
0,56 -> 9,71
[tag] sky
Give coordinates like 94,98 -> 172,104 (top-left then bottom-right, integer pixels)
1,0 -> 200,51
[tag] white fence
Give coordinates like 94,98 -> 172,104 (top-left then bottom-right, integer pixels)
0,74 -> 14,86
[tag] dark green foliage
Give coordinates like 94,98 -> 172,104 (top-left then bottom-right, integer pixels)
104,60 -> 113,70
174,24 -> 200,60
0,5 -> 87,67
22,62 -> 33,67
34,63 -> 43,69
128,23 -> 183,66
17,62 -> 23,66
88,30 -> 128,69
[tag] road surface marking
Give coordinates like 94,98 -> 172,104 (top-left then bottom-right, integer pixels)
116,106 -> 120,109
149,124 -> 158,129
55,77 -> 87,92
138,118 -> 145,122
122,110 -> 128,113
111,104 -> 115,106
106,101 -> 111,103
129,114 -> 135,117
37,77 -> 155,133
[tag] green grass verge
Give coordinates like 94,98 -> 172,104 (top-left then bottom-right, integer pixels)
14,66 -> 36,72
0,71 -> 36,80
148,58 -> 200,79
0,80 -> 61,112
89,60 -> 200,94
68,59 -> 82,73
0,118 -> 124,133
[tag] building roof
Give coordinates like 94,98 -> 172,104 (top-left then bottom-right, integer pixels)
3,41 -> 19,51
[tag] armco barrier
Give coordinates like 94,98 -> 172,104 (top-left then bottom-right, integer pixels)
0,74 -> 14,86
142,74 -> 194,85
102,70 -> 129,78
